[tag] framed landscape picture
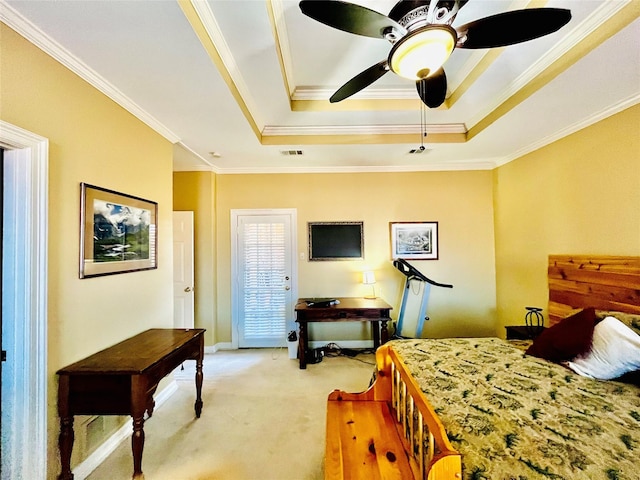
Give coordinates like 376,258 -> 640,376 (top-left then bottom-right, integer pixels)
80,183 -> 158,278
390,221 -> 438,260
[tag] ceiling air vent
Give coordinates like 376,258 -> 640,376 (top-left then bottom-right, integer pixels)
280,149 -> 304,156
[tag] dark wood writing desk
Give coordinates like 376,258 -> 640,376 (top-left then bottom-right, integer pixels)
57,328 -> 205,480
295,297 -> 392,369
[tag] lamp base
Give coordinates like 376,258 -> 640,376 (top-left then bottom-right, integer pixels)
363,283 -> 376,299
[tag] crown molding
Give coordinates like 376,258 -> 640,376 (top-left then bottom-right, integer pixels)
214,160 -> 496,175
267,0 -> 295,97
260,123 -> 467,145
263,123 -> 466,136
289,87 -> 435,111
173,164 -> 218,173
0,1 -> 181,143
292,86 -> 419,101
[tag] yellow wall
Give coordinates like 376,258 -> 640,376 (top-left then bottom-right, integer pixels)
1,24 -> 174,477
213,171 -> 497,342
494,104 -> 640,331
173,169 -> 217,345
4,12 -> 639,478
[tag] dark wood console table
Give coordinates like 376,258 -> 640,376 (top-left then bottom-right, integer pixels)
56,328 -> 205,480
295,297 -> 392,369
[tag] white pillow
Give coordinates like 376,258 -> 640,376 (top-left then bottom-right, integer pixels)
567,316 -> 640,380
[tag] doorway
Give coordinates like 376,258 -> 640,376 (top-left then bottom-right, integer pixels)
0,121 -> 48,479
231,209 -> 297,348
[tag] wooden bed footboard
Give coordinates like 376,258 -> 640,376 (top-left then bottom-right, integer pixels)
325,345 -> 461,480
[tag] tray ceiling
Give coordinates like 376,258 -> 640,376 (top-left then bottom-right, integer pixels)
2,0 -> 639,173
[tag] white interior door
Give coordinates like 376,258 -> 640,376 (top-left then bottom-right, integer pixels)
173,211 -> 195,329
232,209 -> 297,348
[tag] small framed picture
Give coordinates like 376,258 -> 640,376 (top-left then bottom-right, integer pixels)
80,183 -> 158,278
390,222 -> 438,260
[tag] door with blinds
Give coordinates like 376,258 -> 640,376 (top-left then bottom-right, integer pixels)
232,210 -> 297,348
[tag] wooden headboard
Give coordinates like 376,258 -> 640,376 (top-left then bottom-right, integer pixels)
548,255 -> 640,326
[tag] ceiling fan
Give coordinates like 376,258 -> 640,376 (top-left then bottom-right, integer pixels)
299,0 -> 571,108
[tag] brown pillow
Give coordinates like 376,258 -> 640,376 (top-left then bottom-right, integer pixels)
525,307 -> 597,361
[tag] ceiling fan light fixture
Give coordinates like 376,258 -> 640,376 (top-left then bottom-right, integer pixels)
389,25 -> 456,81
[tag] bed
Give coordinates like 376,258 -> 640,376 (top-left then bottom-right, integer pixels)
324,255 -> 640,480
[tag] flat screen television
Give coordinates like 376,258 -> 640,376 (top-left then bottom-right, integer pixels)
308,221 -> 364,261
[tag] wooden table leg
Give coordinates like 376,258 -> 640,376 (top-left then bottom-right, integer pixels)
297,322 -> 307,369
57,416 -> 75,480
131,377 -> 147,479
58,375 -> 74,480
372,321 -> 380,349
381,320 -> 389,344
195,353 -> 203,418
131,414 -> 145,479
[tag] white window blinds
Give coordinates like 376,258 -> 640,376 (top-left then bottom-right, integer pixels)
241,221 -> 287,339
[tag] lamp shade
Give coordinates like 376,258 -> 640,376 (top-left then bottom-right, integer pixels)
389,25 -> 456,81
362,271 -> 376,285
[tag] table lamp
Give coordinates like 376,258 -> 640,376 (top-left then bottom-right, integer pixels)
363,271 -> 376,299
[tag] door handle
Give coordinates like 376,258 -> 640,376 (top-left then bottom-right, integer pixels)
285,286 -> 290,291
184,286 -> 193,293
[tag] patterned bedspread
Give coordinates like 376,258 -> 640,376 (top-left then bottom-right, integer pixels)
389,338 -> 640,480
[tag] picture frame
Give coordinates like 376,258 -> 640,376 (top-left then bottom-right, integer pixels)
80,183 -> 158,278
390,221 -> 438,260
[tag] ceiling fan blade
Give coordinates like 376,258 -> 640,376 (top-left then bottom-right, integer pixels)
300,0 -> 405,39
416,68 -> 447,108
456,8 -> 571,49
330,60 -> 389,103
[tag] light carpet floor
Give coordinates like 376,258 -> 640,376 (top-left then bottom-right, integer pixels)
86,348 -> 376,480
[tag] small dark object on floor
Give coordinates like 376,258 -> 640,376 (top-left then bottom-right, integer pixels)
306,348 -> 324,364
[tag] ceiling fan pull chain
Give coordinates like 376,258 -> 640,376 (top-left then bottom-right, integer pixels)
421,104 -> 425,149
420,85 -> 427,150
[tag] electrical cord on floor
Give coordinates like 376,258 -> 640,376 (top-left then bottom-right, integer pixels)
319,343 -> 376,365
348,355 -> 376,366
271,346 -> 284,360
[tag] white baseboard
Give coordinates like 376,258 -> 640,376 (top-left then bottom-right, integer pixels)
309,340 -> 373,349
210,340 -> 373,352
72,381 -> 179,480
207,342 -> 233,353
